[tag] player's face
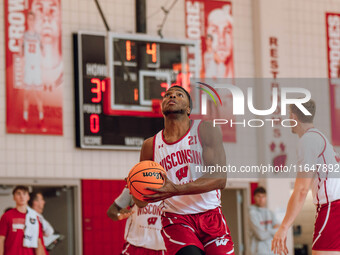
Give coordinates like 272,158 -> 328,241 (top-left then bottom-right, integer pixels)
206,36 -> 213,49
13,190 -> 30,206
31,0 -> 60,44
27,14 -> 35,30
254,193 -> 266,208
207,11 -> 233,62
162,88 -> 190,116
33,193 -> 45,213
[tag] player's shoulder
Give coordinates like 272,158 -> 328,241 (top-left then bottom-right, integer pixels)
1,209 -> 14,219
142,136 -> 154,148
197,120 -> 214,133
198,120 -> 222,144
249,205 -> 261,217
299,129 -> 326,150
140,136 -> 155,161
300,129 -> 326,144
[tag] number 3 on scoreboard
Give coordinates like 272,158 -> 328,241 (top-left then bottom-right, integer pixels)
90,78 -> 106,103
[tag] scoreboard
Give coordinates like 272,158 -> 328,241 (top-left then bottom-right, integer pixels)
74,32 -> 199,150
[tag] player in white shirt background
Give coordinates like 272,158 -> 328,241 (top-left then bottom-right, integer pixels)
136,86 -> 234,255
29,192 -> 54,238
107,188 -> 166,255
272,100 -> 340,255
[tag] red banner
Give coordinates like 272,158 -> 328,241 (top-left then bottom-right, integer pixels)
326,13 -> 340,146
5,0 -> 63,135
185,0 -> 235,142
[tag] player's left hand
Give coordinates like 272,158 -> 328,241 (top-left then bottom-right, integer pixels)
117,208 -> 134,220
143,172 -> 179,202
271,226 -> 289,255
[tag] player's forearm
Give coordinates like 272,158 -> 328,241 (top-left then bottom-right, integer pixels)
132,196 -> 148,208
280,188 -> 308,230
0,238 -> 4,255
176,178 -> 226,195
107,203 -> 120,221
35,239 -> 45,255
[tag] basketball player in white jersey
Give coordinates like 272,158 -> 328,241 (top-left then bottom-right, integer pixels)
272,100 -> 340,255
107,188 -> 166,254
21,11 -> 46,132
137,86 -> 234,255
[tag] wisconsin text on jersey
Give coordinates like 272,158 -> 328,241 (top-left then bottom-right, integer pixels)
158,149 -> 203,172
137,204 -> 162,217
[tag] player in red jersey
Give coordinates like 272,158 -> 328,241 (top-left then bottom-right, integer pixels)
272,100 -> 340,255
0,186 -> 45,255
135,86 -> 234,255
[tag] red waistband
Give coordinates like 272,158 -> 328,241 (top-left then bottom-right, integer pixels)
163,206 -> 221,217
318,199 -> 340,210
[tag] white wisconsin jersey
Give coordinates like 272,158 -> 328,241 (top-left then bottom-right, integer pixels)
298,128 -> 340,205
153,120 -> 221,214
24,32 -> 41,66
124,202 -> 165,250
115,188 -> 165,250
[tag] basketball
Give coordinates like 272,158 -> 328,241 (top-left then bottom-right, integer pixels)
127,160 -> 166,201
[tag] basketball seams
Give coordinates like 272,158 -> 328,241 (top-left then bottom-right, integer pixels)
130,181 -> 162,201
127,162 -> 142,183
130,182 -> 144,200
130,180 -> 164,185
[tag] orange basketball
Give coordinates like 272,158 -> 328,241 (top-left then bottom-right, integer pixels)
127,160 -> 166,201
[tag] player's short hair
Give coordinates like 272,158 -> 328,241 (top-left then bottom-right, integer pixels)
167,85 -> 192,116
206,34 -> 213,40
253,186 -> 266,196
289,99 -> 316,123
12,185 -> 29,195
28,191 -> 43,207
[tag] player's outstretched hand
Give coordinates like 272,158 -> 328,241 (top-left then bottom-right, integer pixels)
271,226 -> 289,255
144,172 -> 179,202
117,208 -> 134,220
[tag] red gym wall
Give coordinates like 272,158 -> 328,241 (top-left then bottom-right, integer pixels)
82,180 -> 126,255
250,182 -> 259,204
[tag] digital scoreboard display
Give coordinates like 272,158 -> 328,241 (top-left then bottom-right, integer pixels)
74,32 -> 198,150
107,33 -> 198,116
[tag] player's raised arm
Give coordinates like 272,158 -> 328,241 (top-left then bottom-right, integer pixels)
200,121 -> 227,178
